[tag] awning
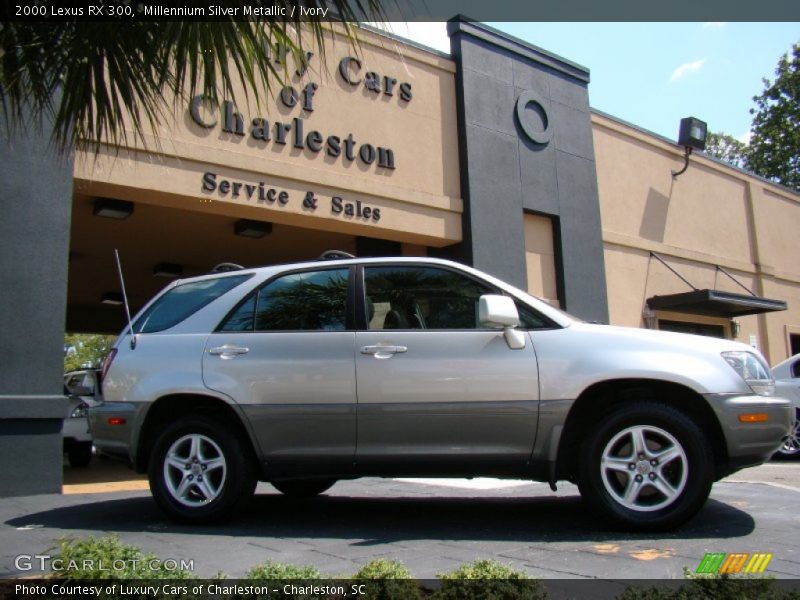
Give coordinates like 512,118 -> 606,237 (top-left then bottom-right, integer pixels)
646,289 -> 787,318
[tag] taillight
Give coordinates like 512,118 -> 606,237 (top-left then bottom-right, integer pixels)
100,348 -> 118,382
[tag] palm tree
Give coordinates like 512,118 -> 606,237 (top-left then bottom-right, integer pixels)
0,2 -> 385,152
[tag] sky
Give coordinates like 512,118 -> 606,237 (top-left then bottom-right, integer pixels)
382,22 -> 799,143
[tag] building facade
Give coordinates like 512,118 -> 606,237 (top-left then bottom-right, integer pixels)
1,20 -> 797,495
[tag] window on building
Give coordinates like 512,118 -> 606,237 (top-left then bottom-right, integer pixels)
790,334 -> 800,358
658,320 -> 726,339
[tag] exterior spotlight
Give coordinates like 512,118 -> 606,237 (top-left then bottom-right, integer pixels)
153,262 -> 183,278
93,198 -> 134,219
101,292 -> 124,305
234,219 -> 272,238
672,117 -> 708,179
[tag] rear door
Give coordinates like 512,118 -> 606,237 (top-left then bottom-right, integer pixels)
354,264 -> 541,469
202,266 -> 357,468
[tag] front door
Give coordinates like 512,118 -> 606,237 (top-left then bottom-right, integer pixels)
354,264 -> 540,470
202,267 -> 356,470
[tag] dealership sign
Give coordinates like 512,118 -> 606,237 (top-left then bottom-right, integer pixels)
189,53 -> 411,173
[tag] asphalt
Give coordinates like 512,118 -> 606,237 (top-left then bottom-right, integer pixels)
2,459 -> 799,581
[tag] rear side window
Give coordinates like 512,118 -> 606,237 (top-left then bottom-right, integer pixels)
134,275 -> 252,333
219,268 -> 349,332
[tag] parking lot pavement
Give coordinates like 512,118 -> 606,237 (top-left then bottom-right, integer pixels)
2,463 -> 800,580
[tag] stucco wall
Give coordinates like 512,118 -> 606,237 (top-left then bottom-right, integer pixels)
594,112 -> 800,363
73,26 -> 462,248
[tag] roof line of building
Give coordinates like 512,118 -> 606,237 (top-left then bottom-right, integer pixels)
591,108 -> 800,198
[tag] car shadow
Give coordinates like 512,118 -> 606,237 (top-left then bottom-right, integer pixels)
6,490 -> 755,543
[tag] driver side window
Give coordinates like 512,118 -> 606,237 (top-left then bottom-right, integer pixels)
364,266 -> 493,330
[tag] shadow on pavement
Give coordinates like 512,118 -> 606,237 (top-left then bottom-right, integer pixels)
6,490 -> 755,543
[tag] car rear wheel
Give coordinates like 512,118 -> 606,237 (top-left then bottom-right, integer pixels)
271,479 -> 336,497
149,416 -> 256,523
578,401 -> 713,531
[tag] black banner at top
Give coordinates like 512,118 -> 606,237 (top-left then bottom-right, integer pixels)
1,0 -> 799,23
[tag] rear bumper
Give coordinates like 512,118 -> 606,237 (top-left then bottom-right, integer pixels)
62,416 -> 92,443
705,392 -> 792,473
87,402 -> 139,463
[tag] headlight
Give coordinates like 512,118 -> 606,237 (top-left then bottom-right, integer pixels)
721,351 -> 775,396
70,402 -> 89,418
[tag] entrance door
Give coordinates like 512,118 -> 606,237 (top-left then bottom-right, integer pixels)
202,267 -> 356,469
354,264 -> 540,470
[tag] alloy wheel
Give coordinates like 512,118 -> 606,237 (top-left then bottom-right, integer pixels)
163,434 -> 227,507
600,425 -> 688,512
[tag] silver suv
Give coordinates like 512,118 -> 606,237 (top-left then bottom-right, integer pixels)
90,255 -> 791,530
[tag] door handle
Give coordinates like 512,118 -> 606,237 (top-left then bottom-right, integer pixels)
360,345 -> 407,357
209,345 -> 249,359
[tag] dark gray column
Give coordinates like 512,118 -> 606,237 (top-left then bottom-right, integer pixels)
0,111 -> 72,496
445,19 -> 609,323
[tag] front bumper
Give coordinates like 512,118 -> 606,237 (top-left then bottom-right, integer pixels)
705,392 -> 792,472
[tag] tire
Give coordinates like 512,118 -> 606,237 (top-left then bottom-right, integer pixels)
774,408 -> 800,459
577,401 -> 714,532
271,479 -> 336,497
148,415 -> 256,523
67,442 -> 93,467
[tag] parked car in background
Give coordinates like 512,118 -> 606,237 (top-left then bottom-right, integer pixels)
90,255 -> 791,530
772,354 -> 800,458
63,369 -> 103,467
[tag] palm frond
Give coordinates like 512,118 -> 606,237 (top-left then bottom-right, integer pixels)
0,0 -> 389,153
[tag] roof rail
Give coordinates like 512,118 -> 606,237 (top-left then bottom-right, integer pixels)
317,250 -> 355,261
211,262 -> 245,273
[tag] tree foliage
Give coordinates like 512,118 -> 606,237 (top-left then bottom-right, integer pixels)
747,43 -> 800,192
704,131 -> 749,169
0,1 -> 386,152
64,334 -> 116,371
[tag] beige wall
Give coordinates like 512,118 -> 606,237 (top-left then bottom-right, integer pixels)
523,213 -> 559,306
73,26 -> 462,248
593,113 -> 800,364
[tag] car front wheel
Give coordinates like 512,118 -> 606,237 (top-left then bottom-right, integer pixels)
148,416 -> 256,523
775,409 -> 800,458
578,401 -> 713,531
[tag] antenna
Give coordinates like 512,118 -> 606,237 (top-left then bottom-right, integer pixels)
114,249 -> 137,350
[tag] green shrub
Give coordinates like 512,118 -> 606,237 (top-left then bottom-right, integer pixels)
616,569 -> 789,600
246,561 -> 323,600
351,559 -> 422,600
435,559 -> 545,600
54,535 -> 189,580
246,561 -> 322,579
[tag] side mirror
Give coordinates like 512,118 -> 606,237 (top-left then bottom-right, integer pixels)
479,295 -> 526,350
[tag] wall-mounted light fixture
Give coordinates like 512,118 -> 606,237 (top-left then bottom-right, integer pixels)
642,305 -> 658,329
101,292 -> 124,305
730,319 -> 741,339
93,198 -> 134,219
234,219 -> 272,238
153,262 -> 183,278
671,116 -> 708,179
